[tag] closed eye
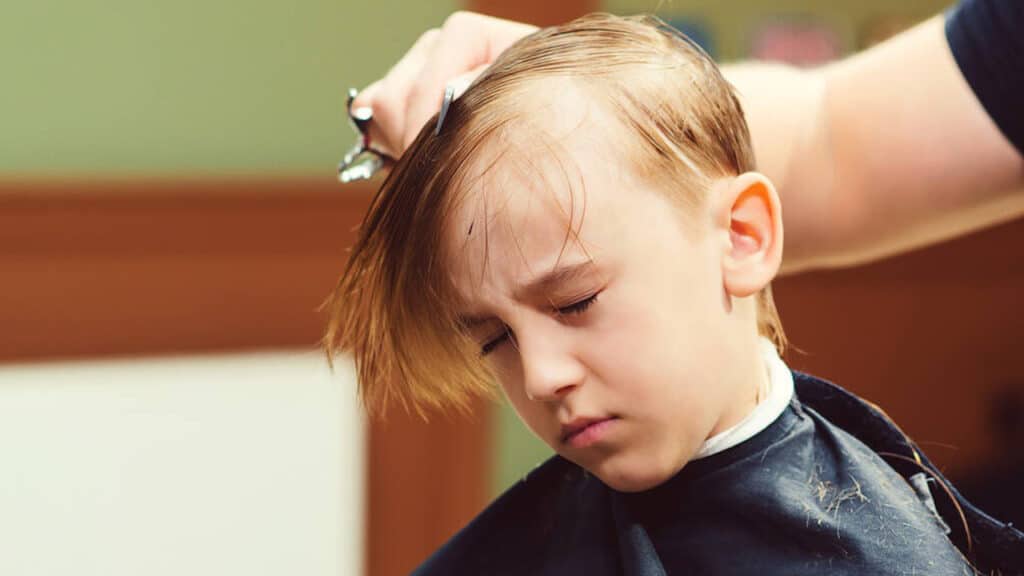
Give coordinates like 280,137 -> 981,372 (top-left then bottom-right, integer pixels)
481,327 -> 512,356
557,292 -> 599,316
479,293 -> 600,356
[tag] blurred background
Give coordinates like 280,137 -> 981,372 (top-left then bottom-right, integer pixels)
2,0 -> 1020,575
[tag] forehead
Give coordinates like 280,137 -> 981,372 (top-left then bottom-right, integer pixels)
443,85 -> 637,299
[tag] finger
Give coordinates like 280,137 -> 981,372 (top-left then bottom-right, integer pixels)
350,80 -> 398,159
402,12 -> 536,149
359,28 -> 442,156
351,80 -> 381,114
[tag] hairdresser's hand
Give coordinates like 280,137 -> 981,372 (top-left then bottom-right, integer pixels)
352,11 -> 536,157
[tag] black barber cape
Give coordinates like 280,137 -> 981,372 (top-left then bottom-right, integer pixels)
414,373 -> 1024,575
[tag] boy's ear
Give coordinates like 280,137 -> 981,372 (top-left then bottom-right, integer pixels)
713,172 -> 784,298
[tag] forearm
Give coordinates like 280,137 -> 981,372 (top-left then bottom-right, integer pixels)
728,15 -> 1024,274
724,61 -> 834,273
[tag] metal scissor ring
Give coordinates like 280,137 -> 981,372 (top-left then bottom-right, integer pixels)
338,88 -> 389,183
337,86 -> 457,183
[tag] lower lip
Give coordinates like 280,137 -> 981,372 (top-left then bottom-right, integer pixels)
564,418 -> 618,449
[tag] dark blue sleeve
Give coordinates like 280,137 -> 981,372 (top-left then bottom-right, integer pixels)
945,0 -> 1024,154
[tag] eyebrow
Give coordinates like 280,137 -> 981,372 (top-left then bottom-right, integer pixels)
457,260 -> 598,330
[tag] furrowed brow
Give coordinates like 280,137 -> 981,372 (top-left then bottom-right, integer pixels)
514,260 -> 597,301
456,260 -> 597,330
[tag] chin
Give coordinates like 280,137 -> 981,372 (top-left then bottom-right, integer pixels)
590,455 -> 683,493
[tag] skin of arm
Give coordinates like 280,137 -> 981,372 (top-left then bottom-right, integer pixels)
729,15 -> 1024,273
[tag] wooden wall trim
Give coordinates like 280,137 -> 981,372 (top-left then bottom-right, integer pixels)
0,177 -> 371,361
466,0 -> 600,27
367,401 -> 491,576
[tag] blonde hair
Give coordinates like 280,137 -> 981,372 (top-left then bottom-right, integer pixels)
325,13 -> 786,416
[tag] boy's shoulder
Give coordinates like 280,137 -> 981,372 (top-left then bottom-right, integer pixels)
792,371 -> 1024,575
411,454 -> 603,575
413,372 -> 1024,575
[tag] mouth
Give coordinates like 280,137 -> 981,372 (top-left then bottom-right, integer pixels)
560,416 -> 619,448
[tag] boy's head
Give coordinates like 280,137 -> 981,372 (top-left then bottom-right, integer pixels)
327,14 -> 785,491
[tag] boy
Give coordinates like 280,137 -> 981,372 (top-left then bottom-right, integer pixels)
326,14 -> 1023,575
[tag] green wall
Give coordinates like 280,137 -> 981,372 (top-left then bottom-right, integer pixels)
492,397 -> 555,496
0,0 -> 457,175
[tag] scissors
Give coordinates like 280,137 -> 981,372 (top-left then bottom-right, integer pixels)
337,86 -> 456,183
337,88 -> 389,183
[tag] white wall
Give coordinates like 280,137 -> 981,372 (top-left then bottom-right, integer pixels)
0,351 -> 363,576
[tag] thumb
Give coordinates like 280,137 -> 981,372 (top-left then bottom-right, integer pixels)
348,81 -> 400,159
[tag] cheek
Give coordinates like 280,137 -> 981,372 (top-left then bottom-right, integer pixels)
584,274 -> 732,413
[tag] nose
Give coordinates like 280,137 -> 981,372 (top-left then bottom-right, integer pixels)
517,327 -> 586,402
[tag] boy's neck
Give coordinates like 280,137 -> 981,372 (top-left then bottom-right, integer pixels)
695,338 -> 793,460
